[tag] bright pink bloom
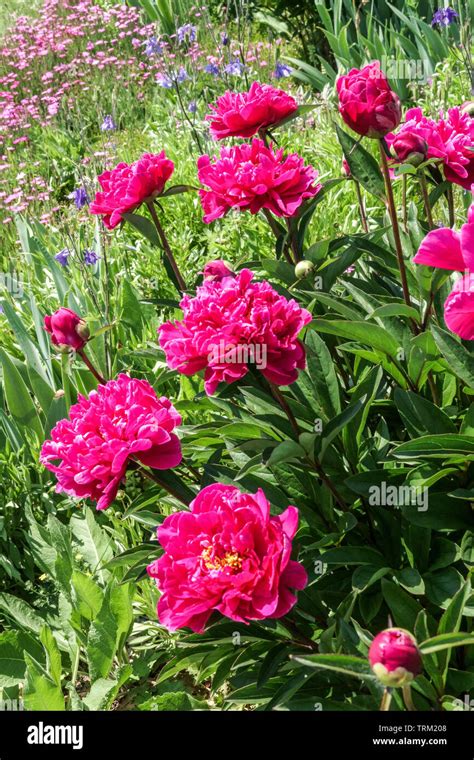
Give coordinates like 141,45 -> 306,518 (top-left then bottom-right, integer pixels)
387,107 -> 474,189
413,202 -> 474,271
369,628 -> 422,687
44,307 -> 88,351
40,374 -> 182,511
89,152 -> 174,229
444,273 -> 474,340
207,81 -> 298,139
336,62 -> 401,138
414,201 -> 474,340
147,483 -> 308,632
197,139 -> 320,223
203,259 -> 234,281
158,267 -> 312,394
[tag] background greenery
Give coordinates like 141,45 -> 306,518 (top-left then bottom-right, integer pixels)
0,0 -> 473,711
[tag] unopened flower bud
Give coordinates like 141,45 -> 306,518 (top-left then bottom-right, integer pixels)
369,628 -> 422,687
44,307 -> 89,351
295,260 -> 314,279
341,157 -> 351,177
203,260 -> 234,281
391,133 -> 428,167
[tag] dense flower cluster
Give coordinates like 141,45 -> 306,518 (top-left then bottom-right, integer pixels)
206,81 -> 298,139
89,152 -> 174,229
197,139 -> 320,223
158,264 -> 312,395
387,107 -> 474,189
147,483 -> 308,632
336,62 -> 401,138
414,201 -> 474,340
40,374 -> 182,510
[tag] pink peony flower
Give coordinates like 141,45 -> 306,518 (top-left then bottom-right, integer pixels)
197,139 -> 320,223
147,483 -> 308,632
413,202 -> 474,271
413,201 -> 474,339
369,628 -> 422,687
158,266 -> 312,394
336,62 -> 401,138
40,374 -> 182,510
206,81 -> 298,139
387,107 -> 474,189
444,273 -> 474,340
44,307 -> 89,351
89,152 -> 174,229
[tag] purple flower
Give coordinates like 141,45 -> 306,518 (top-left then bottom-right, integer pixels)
71,187 -> 89,209
205,62 -> 219,76
274,62 -> 292,79
188,100 -> 197,113
55,248 -> 72,267
431,7 -> 458,26
83,249 -> 99,266
176,66 -> 189,84
177,24 -> 196,44
156,72 -> 173,88
224,59 -> 245,76
145,36 -> 163,56
221,32 -> 229,46
101,115 -> 116,132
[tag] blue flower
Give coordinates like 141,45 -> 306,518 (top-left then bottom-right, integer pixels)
156,72 -> 173,88
55,248 -> 72,267
188,100 -> 197,113
274,61 -> 292,79
101,115 -> 116,132
145,36 -> 163,56
83,249 -> 99,266
71,187 -> 89,209
177,24 -> 197,44
175,66 -> 189,84
224,59 -> 245,76
431,7 -> 458,26
204,62 -> 220,76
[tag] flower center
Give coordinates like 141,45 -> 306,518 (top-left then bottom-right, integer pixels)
201,545 -> 243,574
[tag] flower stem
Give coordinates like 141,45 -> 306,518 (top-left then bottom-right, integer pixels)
263,208 -> 295,265
419,172 -> 434,230
135,463 -> 191,506
354,180 -> 369,233
380,688 -> 392,711
147,202 -> 187,293
378,140 -> 413,313
77,348 -> 107,385
402,684 -> 417,712
447,183 -> 455,227
267,381 -> 347,511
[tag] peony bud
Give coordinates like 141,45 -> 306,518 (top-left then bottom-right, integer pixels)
203,260 -> 234,281
44,307 -> 89,352
369,628 -> 422,687
391,132 -> 428,166
341,157 -> 351,177
295,260 -> 314,279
